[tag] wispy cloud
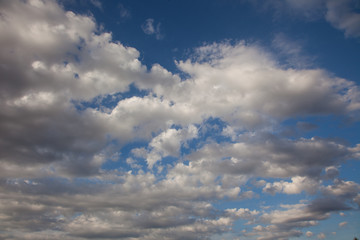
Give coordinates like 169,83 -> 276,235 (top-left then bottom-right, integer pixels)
141,18 -> 164,40
118,3 -> 130,18
90,0 -> 102,10
325,0 -> 360,38
272,33 -> 315,68
261,0 -> 360,38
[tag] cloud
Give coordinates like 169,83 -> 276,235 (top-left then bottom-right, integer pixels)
144,125 -> 198,168
324,166 -> 339,179
187,136 -> 355,179
307,197 -> 352,214
317,232 -> 326,239
249,224 -> 302,240
118,3 -> 130,18
261,202 -> 328,226
252,194 -> 357,240
0,1 -> 359,239
141,18 -> 164,40
339,221 -> 348,227
0,170 -> 250,239
263,176 -> 320,195
325,0 -> 360,38
321,179 -> 360,198
173,42 -> 360,129
89,0 -> 102,10
0,0 -> 154,177
272,33 -> 314,68
261,0 -> 360,38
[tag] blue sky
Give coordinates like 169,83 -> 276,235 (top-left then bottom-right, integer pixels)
0,0 -> 360,239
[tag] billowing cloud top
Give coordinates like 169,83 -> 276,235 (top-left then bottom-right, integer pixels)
0,1 -> 359,240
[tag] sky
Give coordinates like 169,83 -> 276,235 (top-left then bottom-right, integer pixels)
0,0 -> 360,239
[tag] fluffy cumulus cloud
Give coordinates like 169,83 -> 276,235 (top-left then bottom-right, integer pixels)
0,0 -> 360,240
263,176 -> 320,195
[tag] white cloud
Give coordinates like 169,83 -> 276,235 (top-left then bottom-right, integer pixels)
263,176 -> 320,195
0,0 -> 183,177
0,0 -> 147,101
170,42 -> 360,130
145,125 -> 198,168
225,208 -> 259,220
306,231 -> 313,237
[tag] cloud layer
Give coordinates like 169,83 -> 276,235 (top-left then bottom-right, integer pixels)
0,0 -> 359,239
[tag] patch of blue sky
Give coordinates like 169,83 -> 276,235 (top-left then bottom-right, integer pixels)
72,83 -> 149,111
339,160 -> 360,183
281,115 -> 360,146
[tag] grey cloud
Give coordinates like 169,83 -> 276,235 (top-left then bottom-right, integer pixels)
0,0 -> 172,177
187,135 -> 354,179
0,170 -> 242,239
321,178 -> 360,199
326,0 -> 360,38
247,224 -> 303,240
0,97 -> 110,177
307,197 -> 352,213
252,195 -> 355,240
